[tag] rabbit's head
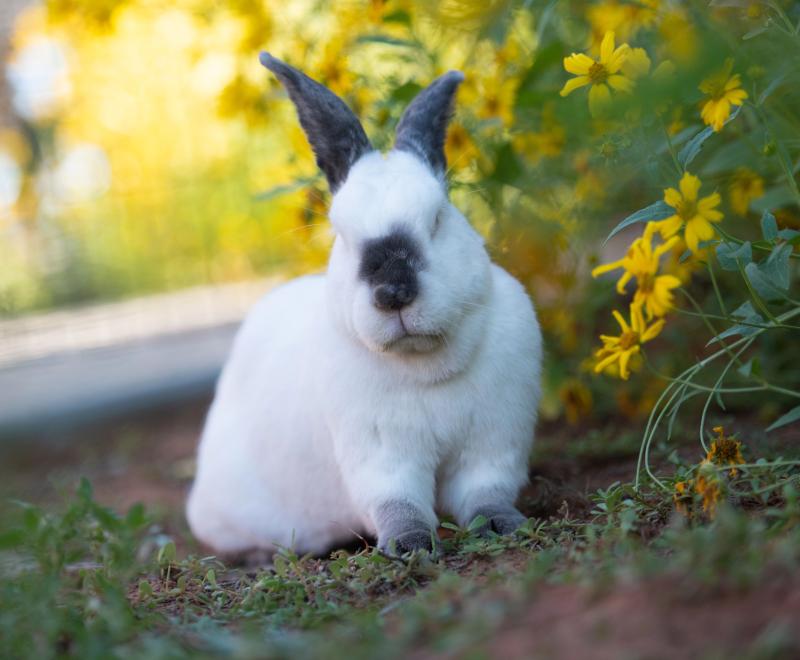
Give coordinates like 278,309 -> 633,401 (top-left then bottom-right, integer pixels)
261,54 -> 492,375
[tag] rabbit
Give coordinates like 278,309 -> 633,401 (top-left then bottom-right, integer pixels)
186,52 -> 542,560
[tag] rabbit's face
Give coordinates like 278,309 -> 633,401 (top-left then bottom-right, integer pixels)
259,55 -> 484,364
327,151 -> 491,356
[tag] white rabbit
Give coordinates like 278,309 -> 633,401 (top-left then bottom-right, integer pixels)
186,53 -> 542,559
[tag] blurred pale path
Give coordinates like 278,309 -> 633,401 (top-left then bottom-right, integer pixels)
0,279 -> 277,436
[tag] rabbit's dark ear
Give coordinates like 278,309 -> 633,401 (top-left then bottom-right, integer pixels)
394,71 -> 465,179
260,52 -> 373,192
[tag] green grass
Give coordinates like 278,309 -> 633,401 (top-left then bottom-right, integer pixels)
2,468 -> 800,659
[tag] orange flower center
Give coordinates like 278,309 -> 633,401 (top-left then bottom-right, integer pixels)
638,273 -> 656,294
619,330 -> 640,350
676,198 -> 697,221
588,61 -> 609,84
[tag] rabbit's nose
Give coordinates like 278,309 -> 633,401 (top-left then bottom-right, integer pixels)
373,283 -> 417,311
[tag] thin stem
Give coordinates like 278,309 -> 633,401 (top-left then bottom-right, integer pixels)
707,261 -> 728,317
673,306 -> 800,331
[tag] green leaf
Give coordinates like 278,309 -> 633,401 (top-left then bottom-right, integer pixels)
390,81 -> 423,104
603,200 -> 673,245
677,105 -> 742,169
778,228 -> 800,242
761,211 -> 778,241
766,405 -> 800,432
745,261 -> 786,301
678,126 -> 713,169
707,302 -> 764,345
158,541 -> 177,566
254,177 -> 318,202
716,241 -> 752,271
489,143 -> 523,184
467,515 -> 488,532
761,243 -> 793,290
355,34 -> 418,48
382,9 -> 411,25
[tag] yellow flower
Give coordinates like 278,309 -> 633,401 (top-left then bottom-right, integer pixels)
587,1 -> 658,46
706,426 -> 745,477
673,480 -> 692,518
514,104 -> 566,166
592,234 -> 682,319
728,167 -> 764,216
477,76 -> 518,127
594,303 -> 664,380
694,461 -> 722,518
699,59 -> 748,132
647,172 -> 724,253
559,379 -> 593,425
445,122 -> 479,173
560,31 -> 632,115
621,47 -> 651,79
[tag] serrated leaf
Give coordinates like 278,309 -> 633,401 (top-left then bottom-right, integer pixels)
716,241 -> 752,271
604,200 -> 673,245
761,211 -> 778,241
766,405 -> 800,432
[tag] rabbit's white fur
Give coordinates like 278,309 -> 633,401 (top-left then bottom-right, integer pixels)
187,150 -> 541,557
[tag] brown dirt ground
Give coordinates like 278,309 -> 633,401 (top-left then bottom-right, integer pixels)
2,399 -> 799,659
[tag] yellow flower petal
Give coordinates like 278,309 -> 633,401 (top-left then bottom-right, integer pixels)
591,258 -> 625,278
607,44 -> 631,74
560,75 -> 591,97
600,31 -> 616,64
641,318 -> 665,342
563,53 -> 594,75
608,74 -> 633,93
664,188 -> 682,209
679,172 -> 701,202
612,309 -> 629,333
618,347 -> 638,380
621,47 -> 651,79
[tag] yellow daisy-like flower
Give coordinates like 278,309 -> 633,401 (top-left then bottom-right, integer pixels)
673,480 -> 692,518
728,167 -> 764,216
594,303 -> 664,380
592,234 -> 682,319
694,461 -> 722,518
647,172 -> 724,253
559,379 -> 593,425
560,31 -> 632,115
706,426 -> 745,477
699,59 -> 748,132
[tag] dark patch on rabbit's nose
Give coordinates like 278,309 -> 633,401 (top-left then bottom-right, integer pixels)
373,283 -> 416,311
360,229 -> 422,311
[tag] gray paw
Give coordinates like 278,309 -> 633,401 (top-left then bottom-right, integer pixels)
378,527 -> 436,556
470,506 -> 527,536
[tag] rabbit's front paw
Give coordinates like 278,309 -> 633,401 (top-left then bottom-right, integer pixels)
378,527 -> 436,556
375,499 -> 437,556
469,505 -> 527,537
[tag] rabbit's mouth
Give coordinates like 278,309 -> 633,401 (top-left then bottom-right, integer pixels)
385,332 -> 444,354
